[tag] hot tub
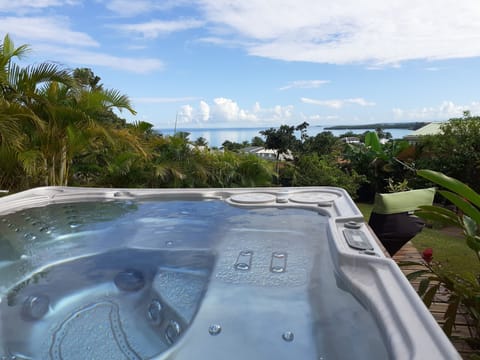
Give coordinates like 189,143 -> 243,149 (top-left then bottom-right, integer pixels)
0,187 -> 460,360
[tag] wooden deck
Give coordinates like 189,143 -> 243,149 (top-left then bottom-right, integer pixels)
393,242 -> 474,358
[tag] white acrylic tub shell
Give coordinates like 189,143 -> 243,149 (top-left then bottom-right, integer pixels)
0,186 -> 461,360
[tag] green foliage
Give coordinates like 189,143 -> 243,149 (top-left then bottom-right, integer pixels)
260,124 -> 297,159
385,178 -> 410,193
399,170 -> 480,350
292,154 -> 366,198
302,131 -> 338,155
250,136 -> 265,147
415,115 -> 480,192
417,169 -> 480,258
194,136 -> 208,146
343,131 -> 412,200
73,68 -> 103,91
221,140 -> 245,151
0,34 -> 139,189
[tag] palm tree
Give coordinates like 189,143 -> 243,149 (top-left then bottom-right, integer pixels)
0,34 -> 48,190
0,34 -> 32,148
0,34 -> 140,188
32,81 -> 138,185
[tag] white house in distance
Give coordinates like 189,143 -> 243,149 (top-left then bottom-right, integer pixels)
340,136 -> 361,144
240,146 -> 294,161
403,122 -> 445,143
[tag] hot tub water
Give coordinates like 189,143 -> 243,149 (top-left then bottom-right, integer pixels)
0,188 -> 460,360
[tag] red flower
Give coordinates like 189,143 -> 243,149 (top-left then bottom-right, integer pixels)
422,248 -> 433,263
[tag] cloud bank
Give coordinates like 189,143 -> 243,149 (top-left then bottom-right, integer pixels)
393,101 -> 480,121
5,0 -> 480,74
198,0 -> 480,65
176,98 -> 294,126
113,19 -> 204,39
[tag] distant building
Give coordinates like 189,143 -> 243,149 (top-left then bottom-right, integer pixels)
187,144 -> 209,152
240,146 -> 293,161
403,122 -> 444,143
340,136 -> 361,144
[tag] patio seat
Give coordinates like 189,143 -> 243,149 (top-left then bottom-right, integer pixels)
368,188 -> 435,256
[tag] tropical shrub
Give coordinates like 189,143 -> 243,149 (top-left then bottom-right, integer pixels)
400,170 -> 480,354
0,34 -> 139,190
292,154 -> 366,199
342,131 -> 411,201
414,114 -> 480,192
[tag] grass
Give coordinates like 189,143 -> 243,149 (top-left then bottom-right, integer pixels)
356,202 -> 480,277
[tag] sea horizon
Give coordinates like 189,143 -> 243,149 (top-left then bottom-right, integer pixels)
155,126 -> 414,148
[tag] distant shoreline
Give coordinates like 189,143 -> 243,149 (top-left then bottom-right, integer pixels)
323,122 -> 428,130
155,126 -> 413,147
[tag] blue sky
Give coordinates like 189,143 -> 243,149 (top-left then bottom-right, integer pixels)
2,0 -> 480,129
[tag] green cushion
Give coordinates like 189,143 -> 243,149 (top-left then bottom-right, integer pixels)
372,188 -> 436,215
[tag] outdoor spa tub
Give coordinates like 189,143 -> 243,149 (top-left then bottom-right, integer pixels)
0,186 -> 460,360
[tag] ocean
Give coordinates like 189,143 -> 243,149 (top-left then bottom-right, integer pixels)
156,126 -> 414,148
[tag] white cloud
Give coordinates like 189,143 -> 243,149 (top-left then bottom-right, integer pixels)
279,80 -> 330,91
301,97 -> 375,108
0,0 -> 80,13
199,100 -> 210,121
103,0 -> 191,17
198,0 -> 480,65
176,98 -> 294,125
348,98 -> 376,107
393,100 -> 480,121
0,17 -> 99,47
0,17 -> 165,73
178,104 -> 194,124
307,114 -> 340,121
36,44 -> 164,73
114,19 -> 204,39
212,98 -> 252,122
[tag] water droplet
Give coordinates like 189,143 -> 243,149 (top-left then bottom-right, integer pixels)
14,228 -> 19,232
22,294 -> 50,320
165,240 -> 174,247
147,299 -> 163,326
282,331 -> 294,342
165,320 -> 181,344
271,266 -> 285,273
234,263 -> 250,271
23,233 -> 36,241
114,269 -> 145,292
39,226 -> 49,232
208,324 -> 222,336
68,222 -> 81,229
20,254 -> 28,260
273,252 -> 286,259
240,250 -> 253,256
